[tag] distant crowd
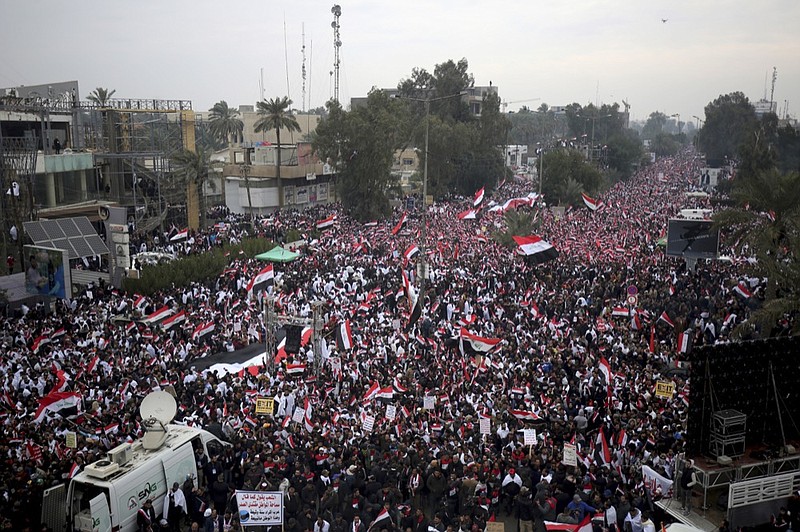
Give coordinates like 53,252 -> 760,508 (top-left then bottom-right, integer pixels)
1,149 -> 777,532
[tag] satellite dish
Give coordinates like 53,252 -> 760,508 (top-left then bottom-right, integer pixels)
140,391 -> 177,425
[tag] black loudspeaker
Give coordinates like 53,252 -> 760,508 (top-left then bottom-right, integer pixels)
284,325 -> 303,354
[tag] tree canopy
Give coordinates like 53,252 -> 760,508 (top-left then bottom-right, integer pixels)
697,92 -> 757,163
208,100 -> 243,145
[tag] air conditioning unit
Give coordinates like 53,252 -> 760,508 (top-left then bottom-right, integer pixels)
84,459 -> 120,479
108,443 -> 133,466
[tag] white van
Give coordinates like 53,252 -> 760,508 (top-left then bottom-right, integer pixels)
42,392 -> 228,532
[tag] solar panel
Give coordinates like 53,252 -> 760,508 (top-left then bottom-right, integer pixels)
85,235 -> 110,255
23,222 -> 49,243
23,217 -> 110,259
60,219 -> 82,238
73,217 -> 96,234
71,238 -> 95,259
41,219 -> 65,240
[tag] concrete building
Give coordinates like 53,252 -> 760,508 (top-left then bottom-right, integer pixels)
221,144 -> 333,216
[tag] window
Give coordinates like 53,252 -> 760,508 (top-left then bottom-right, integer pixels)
402,158 -> 414,166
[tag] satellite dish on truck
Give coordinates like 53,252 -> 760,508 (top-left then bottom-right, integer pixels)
140,391 -> 176,450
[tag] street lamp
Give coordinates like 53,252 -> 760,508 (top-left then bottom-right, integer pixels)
395,90 -> 466,307
692,115 -> 703,130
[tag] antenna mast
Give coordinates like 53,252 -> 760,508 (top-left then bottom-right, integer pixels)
331,4 -> 342,104
770,67 -> 777,114
302,23 -> 307,112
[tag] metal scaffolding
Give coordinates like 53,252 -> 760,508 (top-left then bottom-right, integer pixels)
0,137 -> 38,272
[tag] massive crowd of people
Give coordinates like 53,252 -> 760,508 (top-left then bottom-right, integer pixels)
0,150 -> 770,532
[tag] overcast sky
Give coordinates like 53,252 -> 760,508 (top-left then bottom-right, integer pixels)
1,0 -> 798,125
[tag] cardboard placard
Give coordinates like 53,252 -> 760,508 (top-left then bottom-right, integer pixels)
563,443 -> 578,467
479,417 -> 491,435
255,397 -> 274,415
423,396 -> 435,410
655,381 -> 675,399
523,429 -> 537,446
292,407 -> 306,424
386,405 -> 397,421
363,415 -> 375,433
65,431 -> 77,449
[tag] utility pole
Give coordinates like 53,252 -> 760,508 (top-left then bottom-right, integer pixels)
395,91 -> 465,308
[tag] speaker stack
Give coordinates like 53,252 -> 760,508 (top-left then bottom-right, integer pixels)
710,409 -> 746,461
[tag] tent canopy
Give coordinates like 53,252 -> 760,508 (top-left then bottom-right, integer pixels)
255,245 -> 300,263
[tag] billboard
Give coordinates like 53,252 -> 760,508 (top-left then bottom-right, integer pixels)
666,219 -> 719,259
25,246 -> 72,299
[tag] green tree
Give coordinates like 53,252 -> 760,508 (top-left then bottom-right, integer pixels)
697,92 -> 757,162
87,87 -> 116,106
494,209 -> 536,248
208,100 -> 244,145
651,132 -> 681,157
713,169 -> 800,336
254,97 -> 302,207
641,111 -> 668,140
606,128 -> 644,179
540,149 -> 603,205
172,146 -> 211,229
313,92 -> 405,220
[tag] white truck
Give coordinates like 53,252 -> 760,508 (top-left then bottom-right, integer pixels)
41,392 -> 229,532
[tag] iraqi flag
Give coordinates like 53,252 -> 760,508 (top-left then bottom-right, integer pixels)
142,305 -> 174,324
192,321 -> 215,340
336,320 -> 354,350
612,307 -> 630,318
34,392 -> 82,423
658,311 -> 675,328
581,192 -> 600,211
474,187 -> 485,207
393,377 -> 408,393
376,386 -> 394,401
51,328 -> 66,341
32,335 -> 51,354
367,508 -> 392,530
458,208 -> 478,220
69,462 -> 80,479
286,363 -> 306,375
133,294 -> 147,310
86,355 -> 100,374
598,357 -> 612,385
513,235 -> 559,264
510,410 -> 540,421
404,244 -> 420,261
316,214 -> 336,230
596,428 -> 611,465
161,310 -> 187,330
246,264 -> 274,298
170,228 -> 189,242
734,283 -> 752,299
677,330 -> 692,354
362,381 -> 380,403
391,213 -> 408,236
546,515 -> 594,532
369,507 -> 393,530
459,327 -> 501,353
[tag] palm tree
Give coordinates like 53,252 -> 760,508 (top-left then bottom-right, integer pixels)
208,101 -> 244,145
494,209 -> 536,249
713,169 -> 800,336
254,97 -> 301,207
172,146 -> 211,229
87,87 -> 116,107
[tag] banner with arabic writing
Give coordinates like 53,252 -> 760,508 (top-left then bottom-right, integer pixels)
236,491 -> 284,526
